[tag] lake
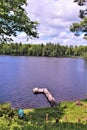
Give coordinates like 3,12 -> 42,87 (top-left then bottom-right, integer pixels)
0,56 -> 87,108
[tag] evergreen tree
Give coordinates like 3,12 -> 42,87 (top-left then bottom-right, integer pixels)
70,0 -> 87,40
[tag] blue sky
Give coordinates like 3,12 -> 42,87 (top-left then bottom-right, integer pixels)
13,0 -> 87,45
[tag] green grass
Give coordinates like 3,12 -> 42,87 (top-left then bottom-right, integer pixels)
0,100 -> 87,130
23,100 -> 87,124
60,101 -> 87,123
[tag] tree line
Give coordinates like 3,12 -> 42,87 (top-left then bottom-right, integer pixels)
0,43 -> 87,59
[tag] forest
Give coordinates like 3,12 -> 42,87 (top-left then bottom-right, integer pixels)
0,43 -> 87,59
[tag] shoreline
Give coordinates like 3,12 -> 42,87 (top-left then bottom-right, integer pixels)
1,98 -> 87,110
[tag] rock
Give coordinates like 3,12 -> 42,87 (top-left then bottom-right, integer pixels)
75,100 -> 83,106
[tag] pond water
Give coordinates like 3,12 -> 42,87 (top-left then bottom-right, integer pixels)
0,56 -> 87,108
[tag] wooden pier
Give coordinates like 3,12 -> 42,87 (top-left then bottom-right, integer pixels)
32,88 -> 57,107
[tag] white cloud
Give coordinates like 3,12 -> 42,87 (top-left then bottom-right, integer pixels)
13,0 -> 87,45
12,33 -> 28,43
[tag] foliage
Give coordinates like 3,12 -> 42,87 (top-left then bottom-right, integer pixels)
0,0 -> 38,43
0,101 -> 87,130
0,43 -> 87,59
82,52 -> 87,60
70,0 -> 87,39
74,0 -> 87,6
0,103 -> 16,118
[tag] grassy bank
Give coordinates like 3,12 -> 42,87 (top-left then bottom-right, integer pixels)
0,100 -> 87,130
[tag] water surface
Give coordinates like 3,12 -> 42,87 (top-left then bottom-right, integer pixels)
0,56 -> 87,108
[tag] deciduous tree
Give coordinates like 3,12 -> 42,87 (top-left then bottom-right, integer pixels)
0,0 -> 39,43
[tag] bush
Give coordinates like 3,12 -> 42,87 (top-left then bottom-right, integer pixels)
10,123 -> 22,130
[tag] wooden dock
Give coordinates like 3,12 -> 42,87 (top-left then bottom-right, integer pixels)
32,88 -> 57,107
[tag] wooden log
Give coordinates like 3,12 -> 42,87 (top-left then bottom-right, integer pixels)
32,88 -> 57,107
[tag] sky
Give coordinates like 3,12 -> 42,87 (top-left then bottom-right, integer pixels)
13,0 -> 87,45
